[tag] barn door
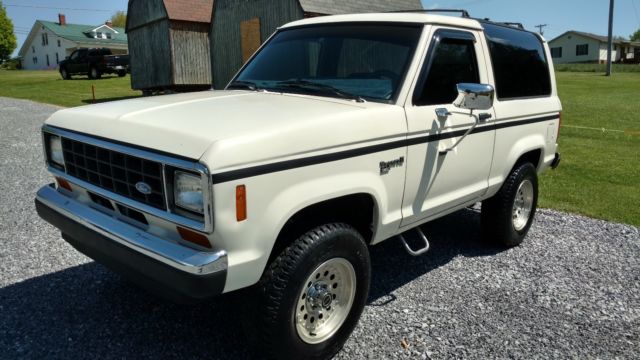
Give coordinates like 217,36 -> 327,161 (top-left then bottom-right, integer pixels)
240,18 -> 261,63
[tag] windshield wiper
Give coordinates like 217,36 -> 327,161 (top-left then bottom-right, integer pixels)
275,80 -> 365,103
227,80 -> 260,91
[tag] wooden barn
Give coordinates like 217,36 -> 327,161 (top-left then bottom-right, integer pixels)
210,0 -> 423,89
126,0 -> 214,92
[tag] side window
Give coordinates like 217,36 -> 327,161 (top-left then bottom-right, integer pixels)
484,23 -> 551,100
415,35 -> 479,106
69,51 -> 78,60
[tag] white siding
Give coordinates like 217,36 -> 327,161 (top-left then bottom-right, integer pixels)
548,34 -> 601,64
20,22 -> 128,70
598,43 -> 621,62
22,25 -> 77,70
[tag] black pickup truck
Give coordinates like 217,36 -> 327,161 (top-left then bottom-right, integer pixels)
59,48 -> 129,80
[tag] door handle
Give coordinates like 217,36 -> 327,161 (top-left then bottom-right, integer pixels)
435,108 -> 452,118
479,113 -> 492,122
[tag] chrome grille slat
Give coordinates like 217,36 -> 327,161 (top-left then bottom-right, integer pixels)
61,137 -> 166,210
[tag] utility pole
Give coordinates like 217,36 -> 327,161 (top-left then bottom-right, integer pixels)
606,0 -> 615,76
535,24 -> 548,36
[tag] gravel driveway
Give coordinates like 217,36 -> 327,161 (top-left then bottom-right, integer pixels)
1,96 -> 638,359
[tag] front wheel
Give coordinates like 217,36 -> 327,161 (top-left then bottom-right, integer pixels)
117,70 -> 126,77
60,67 -> 70,80
253,223 -> 370,360
481,162 -> 538,247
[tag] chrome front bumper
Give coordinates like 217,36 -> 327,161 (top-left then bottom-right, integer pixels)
35,184 -> 227,302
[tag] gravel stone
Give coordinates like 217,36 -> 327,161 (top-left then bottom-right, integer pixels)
1,96 -> 639,359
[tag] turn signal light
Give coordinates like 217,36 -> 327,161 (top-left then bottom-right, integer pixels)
177,226 -> 211,248
55,177 -> 72,192
236,185 -> 247,221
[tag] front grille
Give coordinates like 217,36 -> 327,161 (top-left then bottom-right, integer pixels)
61,137 -> 166,210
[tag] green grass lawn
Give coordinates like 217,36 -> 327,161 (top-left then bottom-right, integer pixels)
0,70 -> 140,107
1,69 -> 638,225
539,72 -> 640,226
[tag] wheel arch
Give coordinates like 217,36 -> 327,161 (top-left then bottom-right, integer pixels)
267,192 -> 378,265
502,133 -> 546,180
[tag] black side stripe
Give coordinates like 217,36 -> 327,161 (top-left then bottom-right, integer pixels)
211,114 -> 559,184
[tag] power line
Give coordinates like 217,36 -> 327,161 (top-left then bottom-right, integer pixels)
535,24 -> 548,35
4,3 -> 116,12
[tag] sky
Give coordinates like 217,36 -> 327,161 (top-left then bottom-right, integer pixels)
4,0 -> 640,57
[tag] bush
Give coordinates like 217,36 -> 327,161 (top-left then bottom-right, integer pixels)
0,58 -> 21,70
555,63 -> 640,73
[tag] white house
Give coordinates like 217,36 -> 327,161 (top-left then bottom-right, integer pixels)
18,14 -> 128,70
548,30 -> 640,64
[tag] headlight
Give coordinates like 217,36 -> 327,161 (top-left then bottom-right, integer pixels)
49,135 -> 65,166
174,170 -> 204,214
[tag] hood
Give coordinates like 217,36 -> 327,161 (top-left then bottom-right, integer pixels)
46,90 -> 405,171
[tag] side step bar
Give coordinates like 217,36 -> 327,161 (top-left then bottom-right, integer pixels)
398,227 -> 430,256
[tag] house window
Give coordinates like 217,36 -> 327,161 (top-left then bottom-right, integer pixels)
57,39 -> 61,47
576,44 -> 589,56
56,53 -> 59,64
46,54 -> 50,66
42,33 -> 48,46
550,47 -> 562,58
96,32 -> 103,39
33,57 -> 38,64
32,46 -> 35,53
106,33 -> 112,39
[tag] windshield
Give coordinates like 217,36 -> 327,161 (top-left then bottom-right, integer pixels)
231,23 -> 423,103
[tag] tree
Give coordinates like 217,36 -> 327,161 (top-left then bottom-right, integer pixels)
631,29 -> 640,42
110,11 -> 127,28
0,1 -> 17,61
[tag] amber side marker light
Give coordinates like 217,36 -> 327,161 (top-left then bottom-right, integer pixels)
55,177 -> 72,192
236,185 -> 247,222
177,226 -> 212,248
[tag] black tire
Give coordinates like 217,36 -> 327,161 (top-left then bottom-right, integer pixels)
117,70 -> 126,77
60,67 -> 70,80
89,66 -> 101,79
252,223 -> 370,360
481,162 -> 538,247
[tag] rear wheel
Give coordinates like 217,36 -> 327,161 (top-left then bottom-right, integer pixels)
481,162 -> 538,247
117,70 -> 126,77
252,223 -> 370,360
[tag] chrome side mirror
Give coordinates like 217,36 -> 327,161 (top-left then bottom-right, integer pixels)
453,83 -> 495,111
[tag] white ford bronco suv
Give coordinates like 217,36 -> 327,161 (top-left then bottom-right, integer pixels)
36,11 -> 561,360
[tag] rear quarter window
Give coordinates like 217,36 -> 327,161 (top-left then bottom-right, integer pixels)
483,23 -> 552,100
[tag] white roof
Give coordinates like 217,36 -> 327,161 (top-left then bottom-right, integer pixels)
280,13 -> 483,30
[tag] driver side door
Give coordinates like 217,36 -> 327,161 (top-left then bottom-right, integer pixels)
401,27 -> 496,227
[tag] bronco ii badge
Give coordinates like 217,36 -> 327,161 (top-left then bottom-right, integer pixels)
379,157 -> 405,175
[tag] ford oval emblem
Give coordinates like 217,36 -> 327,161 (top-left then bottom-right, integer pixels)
135,181 -> 152,195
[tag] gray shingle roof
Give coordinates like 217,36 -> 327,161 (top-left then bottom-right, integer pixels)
298,0 -> 423,15
550,30 -> 640,46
